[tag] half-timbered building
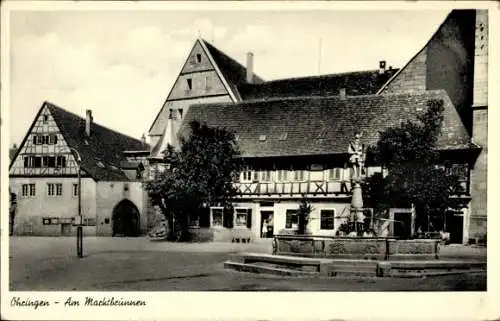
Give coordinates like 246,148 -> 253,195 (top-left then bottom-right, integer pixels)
150,9 -> 487,244
9,102 -> 151,236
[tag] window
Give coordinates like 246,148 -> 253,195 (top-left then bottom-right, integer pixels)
241,166 -> 253,182
56,183 -> 63,196
328,168 -> 342,181
29,184 -> 36,196
48,134 -> 57,145
293,170 -> 305,181
48,183 -> 55,196
33,134 -> 57,145
56,156 -> 66,168
211,208 -> 223,227
285,209 -> 298,229
235,208 -> 250,227
33,157 -> 42,168
259,135 -> 267,142
22,184 -> 29,197
178,109 -> 183,118
260,170 -> 272,182
186,78 -> 193,90
205,76 -> 212,90
73,184 -> 79,197
196,53 -> 202,63
43,115 -> 49,123
277,170 -> 288,182
320,209 -> 335,230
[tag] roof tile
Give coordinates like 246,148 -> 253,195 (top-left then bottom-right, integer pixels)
46,102 -> 149,181
182,90 -> 471,158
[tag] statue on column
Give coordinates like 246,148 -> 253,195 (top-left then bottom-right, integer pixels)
347,132 -> 366,236
348,132 -> 365,181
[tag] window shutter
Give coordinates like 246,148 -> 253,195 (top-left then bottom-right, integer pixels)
223,207 -> 234,228
199,207 -> 210,227
246,209 -> 252,228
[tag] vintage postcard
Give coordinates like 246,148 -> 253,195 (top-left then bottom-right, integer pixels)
1,1 -> 498,320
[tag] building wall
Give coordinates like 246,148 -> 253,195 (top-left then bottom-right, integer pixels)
469,10 -> 488,242
95,181 -> 147,236
383,47 -> 427,93
149,95 -> 233,145
10,177 -> 97,236
383,10 -> 476,132
381,9 -> 486,244
168,71 -> 228,100
225,200 -> 350,239
148,39 -> 236,139
426,10 -> 476,132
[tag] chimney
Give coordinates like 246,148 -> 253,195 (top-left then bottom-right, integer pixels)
246,52 -> 254,84
339,88 -> 346,100
379,60 -> 386,74
85,110 -> 93,137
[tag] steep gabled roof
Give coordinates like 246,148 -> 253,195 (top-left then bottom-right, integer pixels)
237,68 -> 399,100
182,90 -> 472,158
201,39 -> 265,100
11,101 -> 149,181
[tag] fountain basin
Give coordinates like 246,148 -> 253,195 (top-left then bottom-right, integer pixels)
272,235 -> 440,261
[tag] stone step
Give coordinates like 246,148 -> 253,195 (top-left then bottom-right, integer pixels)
390,261 -> 486,270
224,261 -> 318,277
390,269 -> 486,278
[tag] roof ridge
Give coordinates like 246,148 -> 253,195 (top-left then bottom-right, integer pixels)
259,69 -> 397,84
189,89 -> 443,109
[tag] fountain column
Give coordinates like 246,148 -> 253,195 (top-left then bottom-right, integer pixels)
348,133 -> 366,235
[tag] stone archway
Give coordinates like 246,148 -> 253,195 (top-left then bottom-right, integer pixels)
112,199 -> 141,237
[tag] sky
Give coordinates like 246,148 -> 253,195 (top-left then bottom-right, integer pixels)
7,7 -> 451,147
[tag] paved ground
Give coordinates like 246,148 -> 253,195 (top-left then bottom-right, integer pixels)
9,237 -> 487,291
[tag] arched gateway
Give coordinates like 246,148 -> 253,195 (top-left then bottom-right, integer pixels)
112,199 -> 141,237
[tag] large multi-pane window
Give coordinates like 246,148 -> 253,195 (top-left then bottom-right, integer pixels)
260,170 -> 272,182
47,183 -> 63,196
277,169 -> 288,182
33,134 -> 58,145
285,209 -> 298,229
235,208 -> 251,227
22,183 -> 36,197
241,166 -> 254,182
24,155 -> 66,168
320,209 -> 335,230
328,168 -> 342,181
211,208 -> 224,227
293,170 -> 305,181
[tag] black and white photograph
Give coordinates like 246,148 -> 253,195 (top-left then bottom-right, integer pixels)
1,1 -> 496,320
